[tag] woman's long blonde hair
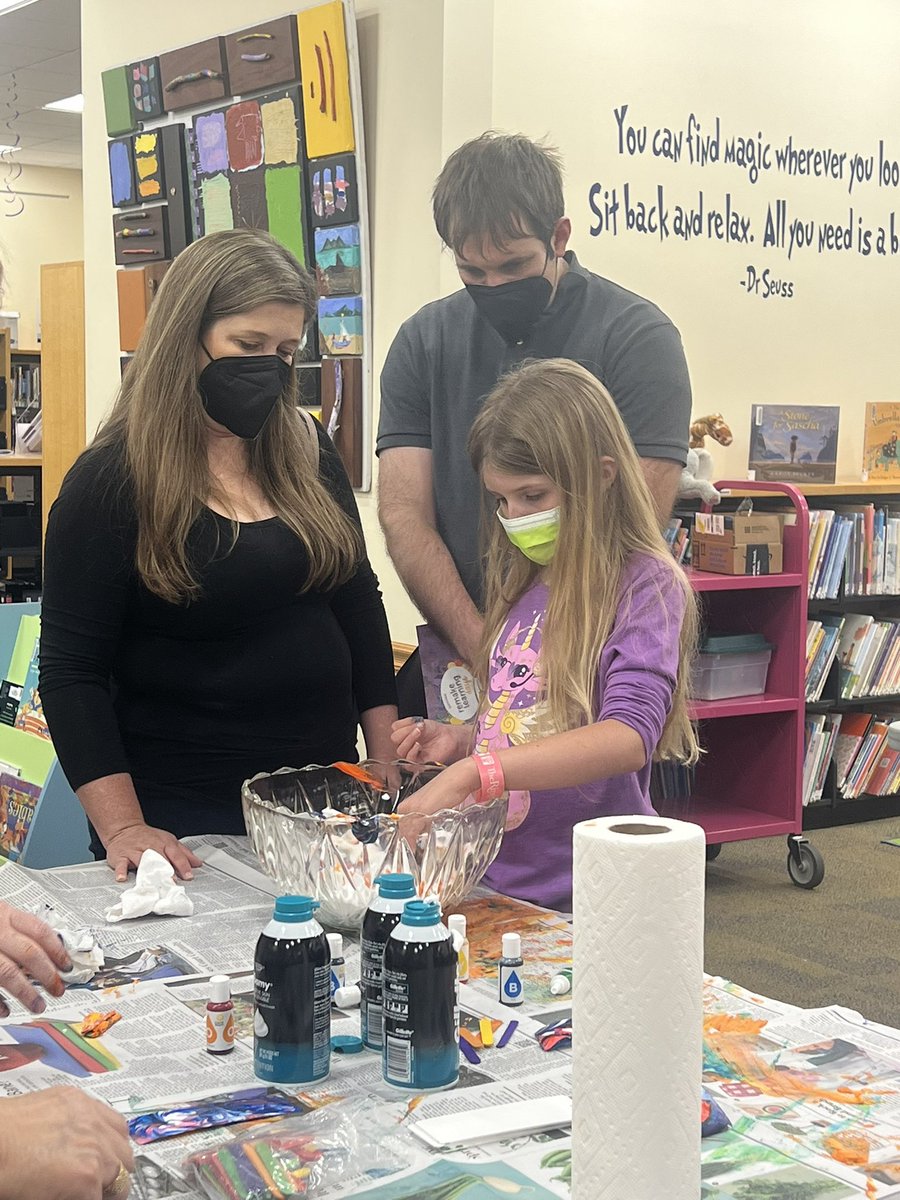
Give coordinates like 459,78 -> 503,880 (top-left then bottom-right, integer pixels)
94,228 -> 360,603
468,359 -> 699,763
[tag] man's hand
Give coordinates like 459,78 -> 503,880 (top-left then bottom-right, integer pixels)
0,902 -> 70,1016
0,1087 -> 134,1200
104,823 -> 202,883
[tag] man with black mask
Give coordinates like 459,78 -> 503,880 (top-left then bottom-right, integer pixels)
377,132 -> 692,714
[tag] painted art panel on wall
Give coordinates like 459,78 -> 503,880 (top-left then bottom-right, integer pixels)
318,295 -> 362,356
314,223 -> 360,295
297,0 -> 355,158
308,153 -> 358,226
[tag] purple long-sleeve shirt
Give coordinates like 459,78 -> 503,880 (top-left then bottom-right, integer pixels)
478,553 -> 684,912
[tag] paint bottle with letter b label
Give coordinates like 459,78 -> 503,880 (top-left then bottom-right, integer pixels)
499,932 -> 524,1006
360,873 -> 416,1051
382,899 -> 458,1091
253,895 -> 331,1084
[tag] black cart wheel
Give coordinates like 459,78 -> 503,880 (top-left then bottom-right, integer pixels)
786,836 -> 825,889
705,842 -> 723,862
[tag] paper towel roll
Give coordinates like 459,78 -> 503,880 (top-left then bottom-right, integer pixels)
571,815 -> 705,1200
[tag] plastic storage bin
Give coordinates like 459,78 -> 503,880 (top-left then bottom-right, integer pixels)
692,633 -> 774,701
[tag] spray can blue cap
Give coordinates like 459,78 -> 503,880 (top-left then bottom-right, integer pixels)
273,895 -> 320,922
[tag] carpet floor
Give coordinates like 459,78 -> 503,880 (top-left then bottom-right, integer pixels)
704,817 -> 900,1026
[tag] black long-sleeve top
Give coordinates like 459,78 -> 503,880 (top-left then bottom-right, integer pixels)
39,424 -> 397,838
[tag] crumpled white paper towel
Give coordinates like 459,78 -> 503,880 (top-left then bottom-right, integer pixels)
105,849 -> 195,923
41,904 -> 105,984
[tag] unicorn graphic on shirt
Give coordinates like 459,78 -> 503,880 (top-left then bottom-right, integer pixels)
475,611 -> 545,829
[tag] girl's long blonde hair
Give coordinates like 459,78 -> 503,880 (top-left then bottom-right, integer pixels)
468,358 -> 699,763
94,228 -> 360,603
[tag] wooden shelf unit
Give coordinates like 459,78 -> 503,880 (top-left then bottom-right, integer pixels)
0,264 -> 86,592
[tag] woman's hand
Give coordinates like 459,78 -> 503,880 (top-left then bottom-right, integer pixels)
396,756 -> 480,818
0,903 -> 70,1017
103,823 -> 202,883
391,717 -> 472,765
0,1086 -> 134,1200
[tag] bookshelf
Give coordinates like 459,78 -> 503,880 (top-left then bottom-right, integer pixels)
0,265 -> 86,598
657,480 -> 825,888
694,479 -> 900,828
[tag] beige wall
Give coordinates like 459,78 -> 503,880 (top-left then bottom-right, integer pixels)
81,0 -> 900,645
0,164 -> 83,348
491,0 -> 900,483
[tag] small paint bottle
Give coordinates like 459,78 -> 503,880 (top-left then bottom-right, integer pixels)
327,933 -> 345,998
447,914 -> 469,983
499,932 -> 524,1007
206,974 -> 235,1055
550,966 -> 573,996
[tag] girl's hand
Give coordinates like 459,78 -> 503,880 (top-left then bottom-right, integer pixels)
396,757 -> 480,818
391,717 -> 471,765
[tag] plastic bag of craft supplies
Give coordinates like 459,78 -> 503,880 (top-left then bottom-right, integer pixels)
183,1100 -> 410,1199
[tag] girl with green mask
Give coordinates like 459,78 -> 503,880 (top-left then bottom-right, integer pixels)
390,359 -> 699,913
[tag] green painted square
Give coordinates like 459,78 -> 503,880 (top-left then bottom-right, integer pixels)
265,165 -> 306,264
102,66 -> 136,137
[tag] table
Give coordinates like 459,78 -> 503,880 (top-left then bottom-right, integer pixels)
1,837 -> 899,1199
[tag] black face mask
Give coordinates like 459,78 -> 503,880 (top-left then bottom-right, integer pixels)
465,257 -> 557,344
197,347 -> 292,440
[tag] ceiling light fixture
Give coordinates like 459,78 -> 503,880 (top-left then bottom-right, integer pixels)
43,93 -> 84,114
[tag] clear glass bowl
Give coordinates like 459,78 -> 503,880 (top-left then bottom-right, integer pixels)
241,761 -> 507,930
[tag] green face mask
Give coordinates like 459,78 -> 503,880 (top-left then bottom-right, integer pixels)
497,506 -> 561,565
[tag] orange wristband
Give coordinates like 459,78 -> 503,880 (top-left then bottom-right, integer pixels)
471,752 -> 505,802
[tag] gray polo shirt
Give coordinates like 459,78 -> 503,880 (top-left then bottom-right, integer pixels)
376,252 -> 692,602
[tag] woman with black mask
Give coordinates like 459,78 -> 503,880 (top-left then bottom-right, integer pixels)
40,229 -> 397,882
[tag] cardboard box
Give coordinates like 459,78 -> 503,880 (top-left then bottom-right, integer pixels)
693,538 -> 783,575
693,511 -> 783,545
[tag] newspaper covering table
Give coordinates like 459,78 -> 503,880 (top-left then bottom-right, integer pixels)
1,836 -> 899,1199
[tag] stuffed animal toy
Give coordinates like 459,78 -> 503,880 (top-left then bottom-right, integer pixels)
678,414 -> 733,504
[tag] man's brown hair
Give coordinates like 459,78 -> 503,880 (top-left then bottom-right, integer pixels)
432,131 -> 565,255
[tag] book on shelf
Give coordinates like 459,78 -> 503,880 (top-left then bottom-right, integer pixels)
0,771 -> 40,861
802,712 -> 842,806
844,719 -> 890,799
13,634 -> 50,741
861,402 -> 900,481
749,403 -> 839,484
805,615 -> 845,703
832,711 -> 874,791
837,614 -> 875,697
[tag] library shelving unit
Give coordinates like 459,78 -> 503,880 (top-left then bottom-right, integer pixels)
799,480 -> 900,827
0,262 -> 85,594
660,479 -> 825,888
